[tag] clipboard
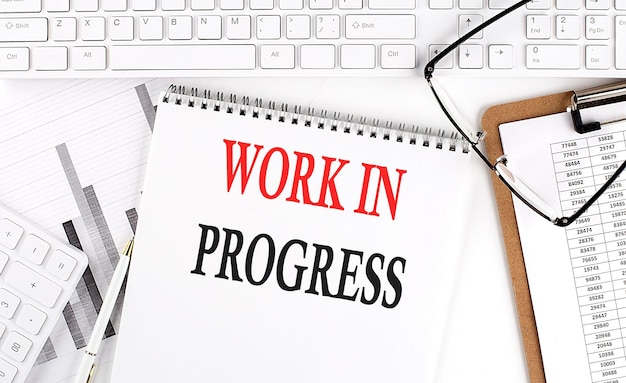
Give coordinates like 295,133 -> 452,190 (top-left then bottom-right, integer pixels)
481,82 -> 626,383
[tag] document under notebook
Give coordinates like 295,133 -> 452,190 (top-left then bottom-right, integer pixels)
110,87 -> 472,382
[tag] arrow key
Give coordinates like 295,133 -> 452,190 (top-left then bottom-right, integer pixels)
458,14 -> 483,39
458,44 -> 483,69
488,44 -> 513,69
429,44 -> 453,68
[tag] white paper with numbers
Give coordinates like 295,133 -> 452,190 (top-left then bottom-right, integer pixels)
500,104 -> 626,383
110,92 -> 471,383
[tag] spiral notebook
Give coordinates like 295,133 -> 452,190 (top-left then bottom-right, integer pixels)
110,86 -> 472,383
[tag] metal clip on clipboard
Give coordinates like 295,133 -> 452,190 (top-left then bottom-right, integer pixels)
570,81 -> 626,134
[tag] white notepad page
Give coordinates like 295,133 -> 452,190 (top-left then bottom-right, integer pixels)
499,104 -> 626,383
110,92 -> 472,382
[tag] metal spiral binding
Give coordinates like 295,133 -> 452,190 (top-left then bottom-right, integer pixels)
162,84 -> 468,153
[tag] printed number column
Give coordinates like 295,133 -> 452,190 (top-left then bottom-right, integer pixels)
552,135 -> 622,382
593,132 -> 626,382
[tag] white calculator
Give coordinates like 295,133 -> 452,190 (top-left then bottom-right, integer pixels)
0,202 -> 88,383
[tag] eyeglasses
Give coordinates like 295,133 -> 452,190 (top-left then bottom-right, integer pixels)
424,0 -> 626,227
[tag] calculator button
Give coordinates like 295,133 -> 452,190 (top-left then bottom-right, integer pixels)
20,234 -> 50,265
45,250 -> 77,281
16,305 -> 46,335
5,262 -> 62,308
0,290 -> 20,320
0,251 -> 8,274
0,220 -> 23,250
1,331 -> 32,362
0,357 -> 17,383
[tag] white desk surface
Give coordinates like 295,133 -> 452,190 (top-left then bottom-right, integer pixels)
3,75 -> 617,382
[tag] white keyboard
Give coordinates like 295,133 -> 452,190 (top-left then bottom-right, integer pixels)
0,202 -> 88,383
0,0 -> 624,77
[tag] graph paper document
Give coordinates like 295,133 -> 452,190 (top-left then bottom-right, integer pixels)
0,78 -> 170,383
499,103 -> 626,383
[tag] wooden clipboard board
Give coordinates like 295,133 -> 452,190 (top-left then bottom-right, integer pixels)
481,91 -> 573,383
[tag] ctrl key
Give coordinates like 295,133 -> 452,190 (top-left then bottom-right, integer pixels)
0,48 -> 28,71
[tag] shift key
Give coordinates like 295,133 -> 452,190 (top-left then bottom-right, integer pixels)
346,15 -> 415,39
6,262 -> 62,307
0,18 -> 47,42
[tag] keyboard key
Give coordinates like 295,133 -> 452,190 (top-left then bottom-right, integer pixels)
0,0 -> 41,13
555,15 -> 580,39
429,44 -> 453,68
340,44 -> 375,68
102,0 -> 128,11
526,15 -> 550,39
526,44 -> 580,69
20,234 -> 50,265
16,305 -> 46,335
257,15 -> 281,39
429,0 -> 453,9
0,48 -> 28,71
458,44 -> 483,68
139,16 -> 163,40
316,14 -> 340,39
585,45 -> 610,69
368,0 -> 415,9
109,16 -> 134,41
339,0 -> 363,9
52,17 -> 77,41
2,332 -> 32,362
250,0 -> 273,9
300,44 -> 335,68
586,0 -> 610,9
46,0 -> 69,11
459,15 -> 483,39
75,0 -> 98,11
5,262 -> 62,308
197,15 -> 221,39
459,0 -> 482,9
0,358 -> 17,383
33,46 -> 68,70
380,44 -> 415,69
191,0 -> 215,9
72,46 -> 106,70
132,0 -> 156,10
488,44 -> 513,69
0,220 -> 23,250
310,0 -> 333,9
280,0 -> 303,9
526,0 -> 551,8
0,251 -> 8,273
286,15 -> 310,39
617,16 -> 626,69
585,16 -> 609,40
260,45 -> 295,68
0,289 -> 20,319
556,0 -> 581,8
110,45 -> 256,69
45,250 -> 77,281
345,15 -> 415,39
168,16 -> 192,40
0,18 -> 47,42
0,323 -> 5,338
226,15 -> 251,39
220,0 -> 244,9
162,0 -> 185,10
80,17 -> 106,41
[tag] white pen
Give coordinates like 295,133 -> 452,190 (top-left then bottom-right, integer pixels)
73,239 -> 134,383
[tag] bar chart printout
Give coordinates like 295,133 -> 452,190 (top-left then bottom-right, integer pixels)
0,78 -> 170,382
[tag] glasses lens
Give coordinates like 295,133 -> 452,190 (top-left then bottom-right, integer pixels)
495,160 -> 559,222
